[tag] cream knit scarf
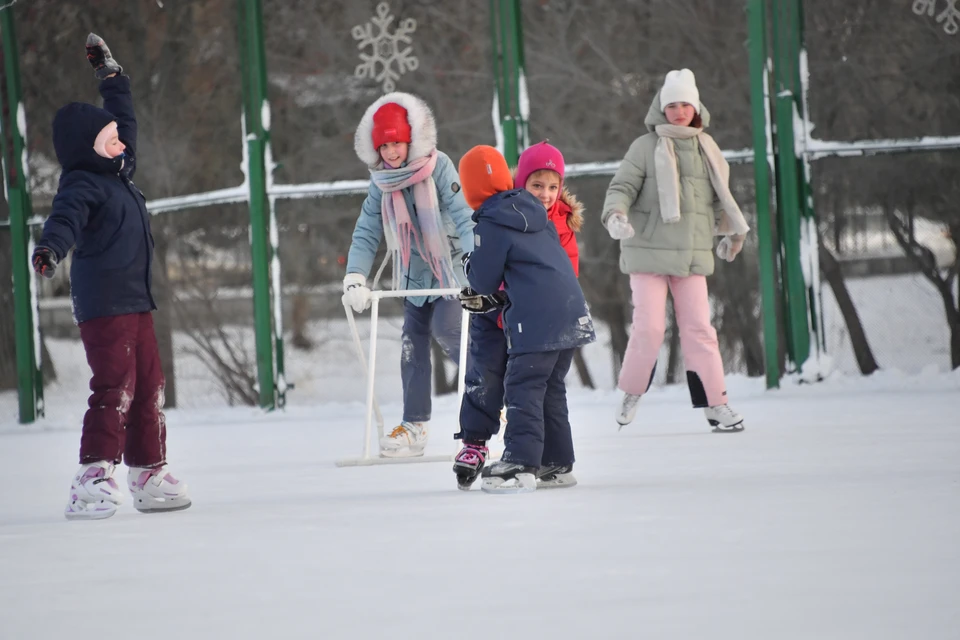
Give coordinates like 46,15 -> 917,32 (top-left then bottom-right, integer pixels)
654,124 -> 750,236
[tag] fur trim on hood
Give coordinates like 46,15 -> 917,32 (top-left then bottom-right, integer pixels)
509,166 -> 584,232
354,92 -> 437,168
559,186 -> 584,232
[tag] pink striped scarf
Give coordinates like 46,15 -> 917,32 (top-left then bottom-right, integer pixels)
370,150 -> 458,288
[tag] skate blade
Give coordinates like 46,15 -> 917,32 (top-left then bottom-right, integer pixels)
64,501 -> 118,521
379,447 -> 426,459
133,496 -> 192,514
481,473 -> 537,494
454,467 -> 482,491
537,473 -> 577,489
709,419 -> 745,433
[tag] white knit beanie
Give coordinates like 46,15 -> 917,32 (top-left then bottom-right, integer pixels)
659,68 -> 700,114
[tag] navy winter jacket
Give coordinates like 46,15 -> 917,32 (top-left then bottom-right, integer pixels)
467,189 -> 596,355
39,75 -> 155,324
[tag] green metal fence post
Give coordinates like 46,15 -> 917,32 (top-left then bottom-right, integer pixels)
1,8 -> 42,423
490,0 -> 527,165
792,0 -> 826,358
771,0 -> 810,371
746,0 -> 780,389
238,0 -> 276,409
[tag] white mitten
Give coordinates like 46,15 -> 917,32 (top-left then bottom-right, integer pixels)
605,212 -> 635,240
716,234 -> 746,262
342,273 -> 371,314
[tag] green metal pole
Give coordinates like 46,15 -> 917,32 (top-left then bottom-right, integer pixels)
490,0 -> 525,165
507,0 -> 528,156
746,0 -> 780,389
238,0 -> 276,409
488,0 -> 502,153
791,0 -> 825,357
771,0 -> 810,371
1,9 -> 42,423
498,0 -> 517,164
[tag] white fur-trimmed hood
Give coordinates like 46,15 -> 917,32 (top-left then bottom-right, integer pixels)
354,92 -> 438,168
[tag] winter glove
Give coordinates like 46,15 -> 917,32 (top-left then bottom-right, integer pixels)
32,246 -> 58,279
86,33 -> 123,80
342,273 -> 371,314
605,212 -> 635,240
459,287 -> 508,314
716,234 -> 746,262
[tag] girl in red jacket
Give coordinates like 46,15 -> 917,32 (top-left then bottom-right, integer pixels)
454,141 -> 585,491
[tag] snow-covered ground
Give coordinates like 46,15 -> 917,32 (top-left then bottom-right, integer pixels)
1,270 -> 958,638
1,370 -> 959,639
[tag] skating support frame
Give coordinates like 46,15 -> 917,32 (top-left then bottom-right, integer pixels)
336,287 -> 469,467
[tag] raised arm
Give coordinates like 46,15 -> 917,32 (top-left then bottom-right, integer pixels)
87,33 -> 136,160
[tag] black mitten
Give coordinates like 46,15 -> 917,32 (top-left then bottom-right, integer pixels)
459,287 -> 508,314
86,33 -> 123,79
32,247 -> 58,279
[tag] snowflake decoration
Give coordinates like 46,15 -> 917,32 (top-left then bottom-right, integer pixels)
913,0 -> 959,35
352,2 -> 420,93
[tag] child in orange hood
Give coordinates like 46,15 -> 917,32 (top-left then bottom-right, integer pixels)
454,143 -> 593,493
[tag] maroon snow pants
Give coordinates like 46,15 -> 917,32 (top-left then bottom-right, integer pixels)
77,312 -> 166,467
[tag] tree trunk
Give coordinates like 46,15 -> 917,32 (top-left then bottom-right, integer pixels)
818,241 -> 880,375
291,293 -> 314,350
431,341 -> 457,395
151,233 -> 178,408
572,347 -> 594,389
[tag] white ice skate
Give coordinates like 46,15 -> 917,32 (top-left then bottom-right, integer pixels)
379,421 -> 428,458
480,461 -> 538,494
704,404 -> 745,433
64,461 -> 124,521
616,393 -> 641,429
128,465 -> 192,513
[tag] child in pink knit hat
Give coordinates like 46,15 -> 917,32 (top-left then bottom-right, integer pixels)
454,140 -> 587,491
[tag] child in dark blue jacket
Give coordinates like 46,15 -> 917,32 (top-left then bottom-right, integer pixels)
32,34 -> 190,520
457,145 -> 596,494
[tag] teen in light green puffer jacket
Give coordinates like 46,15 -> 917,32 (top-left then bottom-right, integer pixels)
601,69 -> 750,434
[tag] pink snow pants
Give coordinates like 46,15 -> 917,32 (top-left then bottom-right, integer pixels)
618,273 -> 727,407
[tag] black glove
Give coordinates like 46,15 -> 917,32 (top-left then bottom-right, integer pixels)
32,247 -> 58,279
86,33 -> 123,80
459,287 -> 508,314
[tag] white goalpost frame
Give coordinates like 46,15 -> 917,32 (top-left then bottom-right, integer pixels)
335,287 -> 470,467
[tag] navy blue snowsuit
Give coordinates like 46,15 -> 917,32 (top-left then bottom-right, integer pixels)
463,189 -> 595,467
38,76 -> 168,467
40,75 -> 155,324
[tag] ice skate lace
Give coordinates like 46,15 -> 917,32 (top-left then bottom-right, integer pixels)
388,425 -> 410,439
456,444 -> 488,465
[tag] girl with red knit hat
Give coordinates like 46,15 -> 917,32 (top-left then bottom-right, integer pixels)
454,142 -> 588,492
343,92 -> 475,458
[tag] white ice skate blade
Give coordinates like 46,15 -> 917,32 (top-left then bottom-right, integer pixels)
481,473 -> 537,494
379,447 -> 426,459
537,473 -> 577,489
133,495 -> 192,514
64,501 -> 117,521
336,453 -> 452,467
710,421 -> 745,433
